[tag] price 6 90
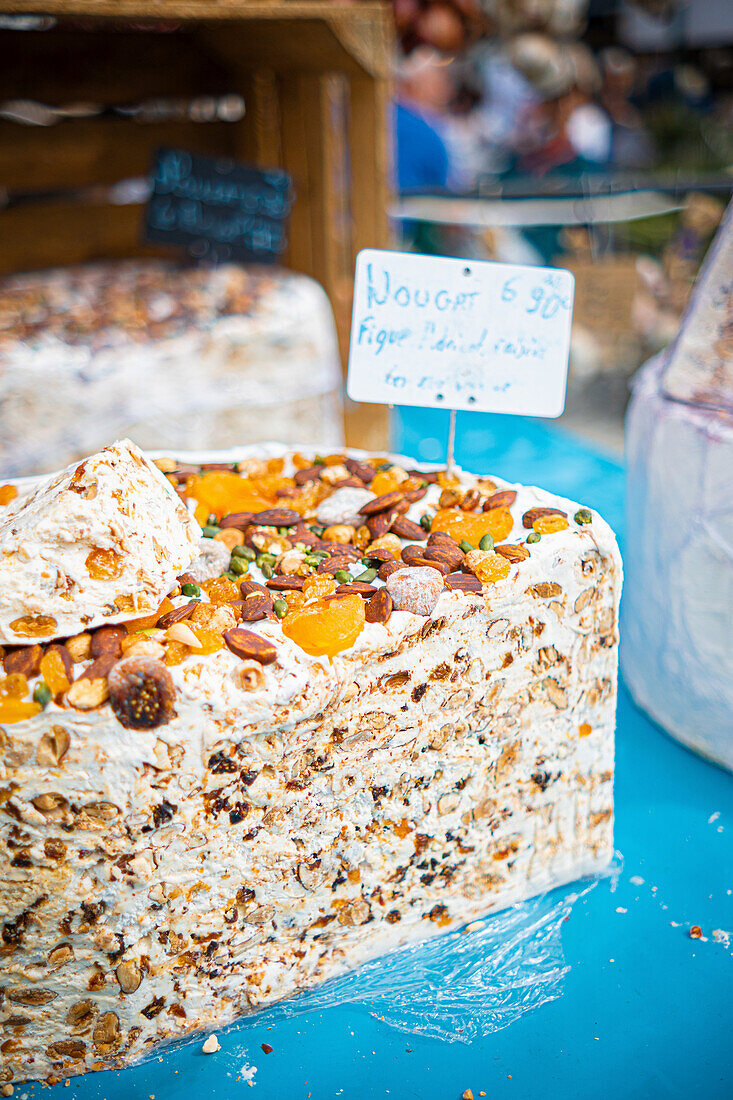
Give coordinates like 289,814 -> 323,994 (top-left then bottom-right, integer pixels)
501,276 -> 571,320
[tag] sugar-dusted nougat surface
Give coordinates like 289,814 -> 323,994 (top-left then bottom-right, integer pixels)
0,440 -> 199,645
0,446 -> 620,1084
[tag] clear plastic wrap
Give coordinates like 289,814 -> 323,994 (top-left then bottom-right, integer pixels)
224,858 -> 621,1045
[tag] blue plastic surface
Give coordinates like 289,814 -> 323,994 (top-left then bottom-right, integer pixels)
61,410 -> 732,1100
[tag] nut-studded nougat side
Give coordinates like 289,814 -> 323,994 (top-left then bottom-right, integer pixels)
0,489 -> 619,1084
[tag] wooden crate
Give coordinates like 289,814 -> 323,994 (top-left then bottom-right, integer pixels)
0,1 -> 394,447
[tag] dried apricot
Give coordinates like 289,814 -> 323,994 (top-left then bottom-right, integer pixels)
187,472 -> 274,521
283,594 -> 365,657
248,473 -> 296,498
0,484 -> 18,506
431,508 -> 513,546
85,547 -> 123,581
0,698 -> 41,724
533,515 -> 569,535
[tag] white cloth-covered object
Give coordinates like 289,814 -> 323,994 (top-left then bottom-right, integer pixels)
622,367 -> 733,768
622,202 -> 733,769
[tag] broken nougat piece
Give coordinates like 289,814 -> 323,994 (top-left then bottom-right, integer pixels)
0,439 -> 199,644
0,447 -> 621,1083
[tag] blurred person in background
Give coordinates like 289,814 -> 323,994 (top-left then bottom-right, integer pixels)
394,47 -> 452,191
509,35 -> 613,176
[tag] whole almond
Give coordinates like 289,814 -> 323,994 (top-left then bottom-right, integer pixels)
336,582 -> 377,597
427,530 -> 459,548
344,458 -> 376,483
378,560 -> 403,581
252,508 -> 300,527
423,543 -> 464,572
223,629 -> 277,665
240,580 -> 270,599
495,543 -> 530,562
366,512 -> 393,539
407,468 -> 439,484
365,546 -> 398,563
402,486 -> 428,504
238,592 -> 272,621
219,511 -> 255,531
294,465 -> 322,485
390,516 -> 428,541
3,643 -> 43,677
400,549 -> 449,575
266,575 -> 306,591
522,506 -> 567,529
444,571 -> 483,593
78,653 -> 118,681
460,488 -> 481,511
156,601 -> 197,630
483,489 -> 517,511
365,588 -> 393,624
359,491 -> 404,516
317,556 -> 354,576
90,625 -> 126,659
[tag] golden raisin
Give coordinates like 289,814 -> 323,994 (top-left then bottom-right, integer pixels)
533,515 -> 569,535
201,577 -> 240,605
283,595 -> 365,657
39,651 -> 71,698
431,508 -> 513,546
188,626 -> 224,655
0,673 -> 30,698
370,468 -> 407,495
85,547 -> 123,581
470,553 -> 511,584
125,598 -> 173,633
164,641 -> 189,666
302,575 -> 338,601
9,615 -> 57,638
0,484 -> 18,506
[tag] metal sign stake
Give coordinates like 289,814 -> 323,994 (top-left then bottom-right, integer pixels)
446,408 -> 457,473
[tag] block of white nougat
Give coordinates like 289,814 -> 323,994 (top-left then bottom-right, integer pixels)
0,261 -> 343,478
0,445 -> 620,1084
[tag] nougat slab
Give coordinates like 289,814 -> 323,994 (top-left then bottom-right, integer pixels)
0,446 -> 621,1084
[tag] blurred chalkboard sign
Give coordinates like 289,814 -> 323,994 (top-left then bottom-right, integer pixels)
145,148 -> 293,264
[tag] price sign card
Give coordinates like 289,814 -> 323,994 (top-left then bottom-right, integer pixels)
145,148 -> 293,264
348,250 -> 574,416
